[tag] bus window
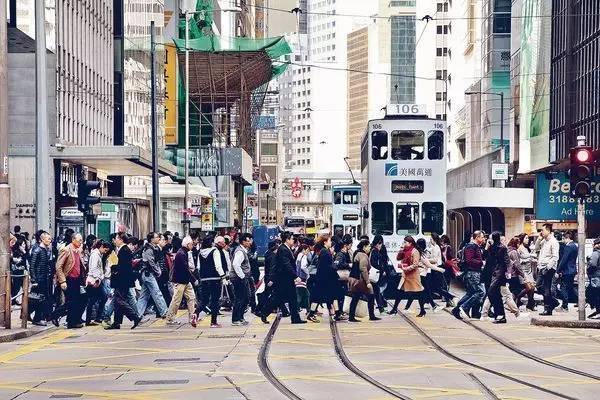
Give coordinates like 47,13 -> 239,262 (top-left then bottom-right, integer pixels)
371,202 -> 393,236
345,226 -> 357,238
343,190 -> 359,204
334,225 -> 344,237
305,220 -> 316,229
391,130 -> 424,160
372,131 -> 388,160
427,130 -> 444,160
334,190 -> 342,204
422,202 -> 444,235
396,203 -> 419,235
285,218 -> 305,228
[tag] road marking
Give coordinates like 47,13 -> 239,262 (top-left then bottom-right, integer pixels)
0,330 -> 73,363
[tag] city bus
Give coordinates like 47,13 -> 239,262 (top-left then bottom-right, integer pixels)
360,104 -> 446,259
284,216 -> 306,235
331,184 -> 362,240
305,218 -> 317,235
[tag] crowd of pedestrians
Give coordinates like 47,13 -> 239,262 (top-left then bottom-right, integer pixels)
8,221 -> 600,330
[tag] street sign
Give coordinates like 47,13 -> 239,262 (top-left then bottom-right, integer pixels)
491,163 -> 509,180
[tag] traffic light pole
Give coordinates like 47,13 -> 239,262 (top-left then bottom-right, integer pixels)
577,199 -> 586,321
150,20 -> 160,232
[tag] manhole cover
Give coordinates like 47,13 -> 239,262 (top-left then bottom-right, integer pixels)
154,357 -> 219,363
134,380 -> 189,385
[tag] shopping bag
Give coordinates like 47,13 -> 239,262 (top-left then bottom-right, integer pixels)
369,268 -> 380,284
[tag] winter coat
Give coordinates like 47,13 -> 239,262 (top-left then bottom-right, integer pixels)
558,241 -> 578,276
111,245 -> 136,289
199,247 -> 226,281
274,244 -> 297,287
30,244 -> 51,284
488,244 -> 510,287
55,245 -> 84,285
171,247 -> 196,285
464,243 -> 484,272
587,249 -> 600,289
264,248 -> 276,283
313,249 -> 338,304
349,251 -> 372,295
398,247 -> 423,292
142,243 -> 162,277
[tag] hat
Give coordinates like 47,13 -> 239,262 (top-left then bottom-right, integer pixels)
594,238 -> 600,246
214,236 -> 225,245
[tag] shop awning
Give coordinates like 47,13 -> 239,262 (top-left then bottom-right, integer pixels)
448,187 -> 534,210
50,146 -> 177,178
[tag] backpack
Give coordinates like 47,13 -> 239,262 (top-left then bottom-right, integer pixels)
457,245 -> 470,273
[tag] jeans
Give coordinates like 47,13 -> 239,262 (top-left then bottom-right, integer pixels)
166,283 -> 196,322
560,274 -> 577,308
113,287 -> 140,325
52,277 -> 86,326
231,277 -> 250,322
196,280 -> 222,324
457,271 -> 485,317
137,272 -> 168,317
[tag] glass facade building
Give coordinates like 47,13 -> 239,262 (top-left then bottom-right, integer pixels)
390,16 -> 416,104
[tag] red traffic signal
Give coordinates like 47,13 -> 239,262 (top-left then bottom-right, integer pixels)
569,146 -> 595,198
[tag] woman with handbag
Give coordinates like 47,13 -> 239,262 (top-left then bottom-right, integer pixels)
369,235 -> 388,313
428,233 -> 455,307
333,235 -> 353,316
348,239 -> 380,322
389,236 -> 427,317
517,233 -> 537,311
307,235 -> 344,322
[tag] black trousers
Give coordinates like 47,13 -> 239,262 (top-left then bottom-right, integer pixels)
232,277 -> 250,322
197,280 -> 221,324
537,269 -> 559,312
86,284 -> 108,323
32,280 -> 53,323
488,280 -> 505,318
263,283 -> 302,322
113,287 -> 139,325
429,270 -> 453,302
349,293 -> 376,319
51,277 -> 86,326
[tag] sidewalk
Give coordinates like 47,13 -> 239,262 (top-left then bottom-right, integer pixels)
530,306 -> 600,329
0,308 -> 55,343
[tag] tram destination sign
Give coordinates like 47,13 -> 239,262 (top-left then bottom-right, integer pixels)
391,180 -> 425,194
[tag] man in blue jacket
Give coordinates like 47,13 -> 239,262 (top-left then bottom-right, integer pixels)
557,231 -> 578,311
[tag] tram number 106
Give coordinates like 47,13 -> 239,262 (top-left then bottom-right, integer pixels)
387,104 -> 424,116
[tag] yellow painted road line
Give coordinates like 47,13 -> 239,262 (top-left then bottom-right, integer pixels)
0,330 -> 73,363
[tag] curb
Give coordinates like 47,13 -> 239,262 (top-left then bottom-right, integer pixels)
531,318 -> 600,329
0,326 -> 57,343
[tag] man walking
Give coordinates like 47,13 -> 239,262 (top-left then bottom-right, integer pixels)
197,236 -> 228,328
230,233 -> 254,326
52,234 -> 86,329
30,231 -> 53,326
452,231 -> 486,320
536,223 -> 560,316
136,232 -> 168,318
105,233 -> 143,329
261,232 -> 306,325
557,231 -> 578,312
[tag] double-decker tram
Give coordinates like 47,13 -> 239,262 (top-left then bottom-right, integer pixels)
360,104 -> 446,259
331,184 -> 362,240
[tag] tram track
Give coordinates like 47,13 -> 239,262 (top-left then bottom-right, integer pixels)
329,318 -> 414,400
447,309 -> 600,382
393,308 -> 581,400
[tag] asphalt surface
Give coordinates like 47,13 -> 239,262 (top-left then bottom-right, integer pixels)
0,305 -> 599,400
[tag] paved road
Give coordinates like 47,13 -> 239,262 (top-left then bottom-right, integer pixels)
0,306 -> 599,400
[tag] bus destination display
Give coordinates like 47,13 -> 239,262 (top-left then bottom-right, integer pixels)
391,180 -> 424,194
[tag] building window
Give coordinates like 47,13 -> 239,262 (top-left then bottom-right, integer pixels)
435,92 -> 447,101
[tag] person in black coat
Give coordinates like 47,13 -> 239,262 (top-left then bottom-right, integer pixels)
306,235 -> 343,322
30,231 -> 54,325
105,233 -> 142,330
486,232 -> 511,324
257,239 -> 280,315
261,232 -> 306,324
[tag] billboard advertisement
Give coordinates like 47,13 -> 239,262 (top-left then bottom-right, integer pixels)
535,173 -> 600,221
518,0 -> 551,172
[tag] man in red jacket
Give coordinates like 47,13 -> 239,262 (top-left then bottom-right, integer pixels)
452,231 -> 486,320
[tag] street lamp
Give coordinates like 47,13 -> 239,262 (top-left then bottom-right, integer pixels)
465,91 -> 505,162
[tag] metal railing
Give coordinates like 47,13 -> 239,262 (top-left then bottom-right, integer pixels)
1,272 -> 31,329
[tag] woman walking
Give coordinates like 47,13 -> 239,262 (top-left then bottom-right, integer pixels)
485,232 -> 514,323
348,239 -> 380,322
370,235 -> 388,313
295,244 -> 311,313
517,233 -> 537,311
333,235 -> 353,316
165,236 -> 198,327
307,235 -> 344,322
396,236 -> 427,317
85,240 -> 110,326
428,233 -> 454,307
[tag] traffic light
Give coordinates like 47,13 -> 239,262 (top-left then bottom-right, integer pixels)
77,179 -> 101,213
569,146 -> 595,198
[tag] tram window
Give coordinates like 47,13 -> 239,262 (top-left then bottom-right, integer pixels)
371,131 -> 388,160
427,130 -> 444,160
371,202 -> 394,236
422,202 -> 444,235
334,225 -> 344,237
391,131 -> 424,160
396,203 -> 419,235
343,190 -> 359,204
345,226 -> 357,238
334,190 -> 342,204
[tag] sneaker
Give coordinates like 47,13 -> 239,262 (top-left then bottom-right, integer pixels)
307,314 -> 319,323
539,310 -> 553,316
104,324 -> 121,330
232,321 -> 244,326
166,320 -> 182,326
460,308 -> 470,319
432,305 -> 441,313
240,319 -> 250,326
210,323 -> 222,328
85,321 -> 100,327
493,317 -> 507,324
387,309 -> 398,315
446,299 -> 456,308
451,307 -> 463,320
32,321 -> 47,327
51,318 -> 60,327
